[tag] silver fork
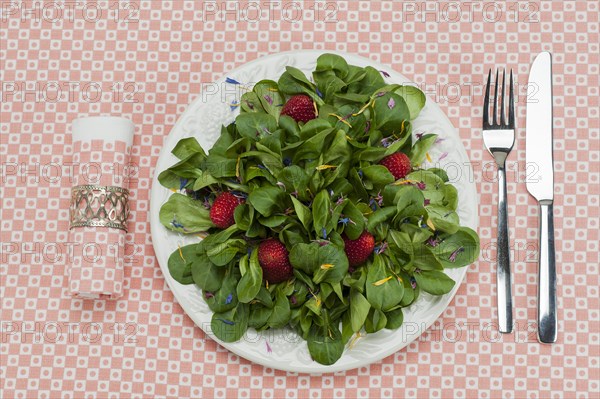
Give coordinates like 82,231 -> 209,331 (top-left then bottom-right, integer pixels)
483,68 -> 515,334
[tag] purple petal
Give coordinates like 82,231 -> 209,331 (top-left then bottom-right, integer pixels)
264,94 -> 273,105
439,152 -> 448,161
387,98 -> 396,109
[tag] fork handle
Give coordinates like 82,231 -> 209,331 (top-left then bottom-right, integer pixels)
537,200 -> 557,343
497,167 -> 513,333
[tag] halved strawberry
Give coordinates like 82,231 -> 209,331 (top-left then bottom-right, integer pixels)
258,238 -> 294,284
343,231 -> 375,267
280,95 -> 317,123
209,192 -> 243,229
379,152 -> 411,180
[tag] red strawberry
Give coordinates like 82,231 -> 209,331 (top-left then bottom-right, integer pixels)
343,231 -> 375,267
209,192 -> 243,229
258,238 -> 294,284
379,152 -> 411,180
280,95 -> 316,123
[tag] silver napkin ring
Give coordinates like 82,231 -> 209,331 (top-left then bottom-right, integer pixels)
69,185 -> 130,232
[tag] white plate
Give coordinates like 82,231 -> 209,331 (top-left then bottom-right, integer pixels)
150,50 -> 478,373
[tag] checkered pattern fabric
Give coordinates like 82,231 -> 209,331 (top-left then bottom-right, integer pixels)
1,1 -> 598,398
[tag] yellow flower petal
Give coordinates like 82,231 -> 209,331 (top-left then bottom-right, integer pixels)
315,165 -> 337,171
372,276 -> 393,286
426,152 -> 432,163
328,113 -> 352,128
427,218 -> 436,231
320,264 -> 334,270
392,179 -> 419,186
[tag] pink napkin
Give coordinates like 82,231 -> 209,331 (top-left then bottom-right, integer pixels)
68,116 -> 134,299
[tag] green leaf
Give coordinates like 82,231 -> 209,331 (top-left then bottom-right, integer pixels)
248,186 -> 285,217
237,249 -> 263,303
292,128 -> 335,163
192,170 -> 219,191
394,85 -> 426,120
311,244 -> 349,285
385,307 -> 404,329
394,186 -> 427,220
240,91 -> 263,113
253,80 -> 284,119
167,244 -> 196,284
349,66 -> 385,95
160,193 -> 213,233
235,113 -> 278,140
315,53 -> 349,78
171,137 -> 206,160
341,200 -> 365,240
431,227 -> 480,268
366,207 -> 396,233
248,305 -> 273,329
428,167 -> 450,182
413,270 -> 455,295
372,92 -> 410,136
409,134 -> 438,165
307,324 -> 344,365
289,242 -> 349,285
361,165 -> 395,186
278,66 -> 322,104
278,115 -> 300,138
413,245 -> 444,271
233,203 -> 252,230
364,308 -> 387,333
350,289 -> 370,332
365,255 -> 404,311
211,303 -> 249,343
205,271 -> 240,313
191,252 -> 225,292
267,287 -> 291,328
290,196 -> 312,231
347,168 -> 369,201
426,205 -> 460,234
206,239 -> 246,266
312,189 -> 331,238
405,170 -> 447,206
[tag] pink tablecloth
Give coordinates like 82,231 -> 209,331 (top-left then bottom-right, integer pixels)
1,1 -> 598,398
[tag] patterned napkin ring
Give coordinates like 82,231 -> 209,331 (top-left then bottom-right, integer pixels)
69,185 -> 130,232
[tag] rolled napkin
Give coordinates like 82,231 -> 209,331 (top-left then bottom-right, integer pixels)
68,116 -> 134,299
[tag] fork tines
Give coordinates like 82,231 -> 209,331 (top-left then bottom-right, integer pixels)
483,68 -> 515,130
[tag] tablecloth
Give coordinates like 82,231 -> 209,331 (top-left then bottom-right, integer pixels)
1,1 -> 599,398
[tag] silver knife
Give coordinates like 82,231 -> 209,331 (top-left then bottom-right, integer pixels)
526,51 -> 557,343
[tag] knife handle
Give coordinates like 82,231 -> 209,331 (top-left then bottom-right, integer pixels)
496,167 -> 513,333
537,200 -> 557,343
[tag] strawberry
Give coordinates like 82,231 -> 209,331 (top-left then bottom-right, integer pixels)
209,192 -> 243,229
379,152 -> 411,180
280,94 -> 316,123
343,231 -> 375,267
258,238 -> 294,284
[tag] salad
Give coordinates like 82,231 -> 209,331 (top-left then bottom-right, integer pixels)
158,53 -> 479,365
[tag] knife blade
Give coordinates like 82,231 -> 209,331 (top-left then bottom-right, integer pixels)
526,52 -> 554,201
526,51 -> 557,344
